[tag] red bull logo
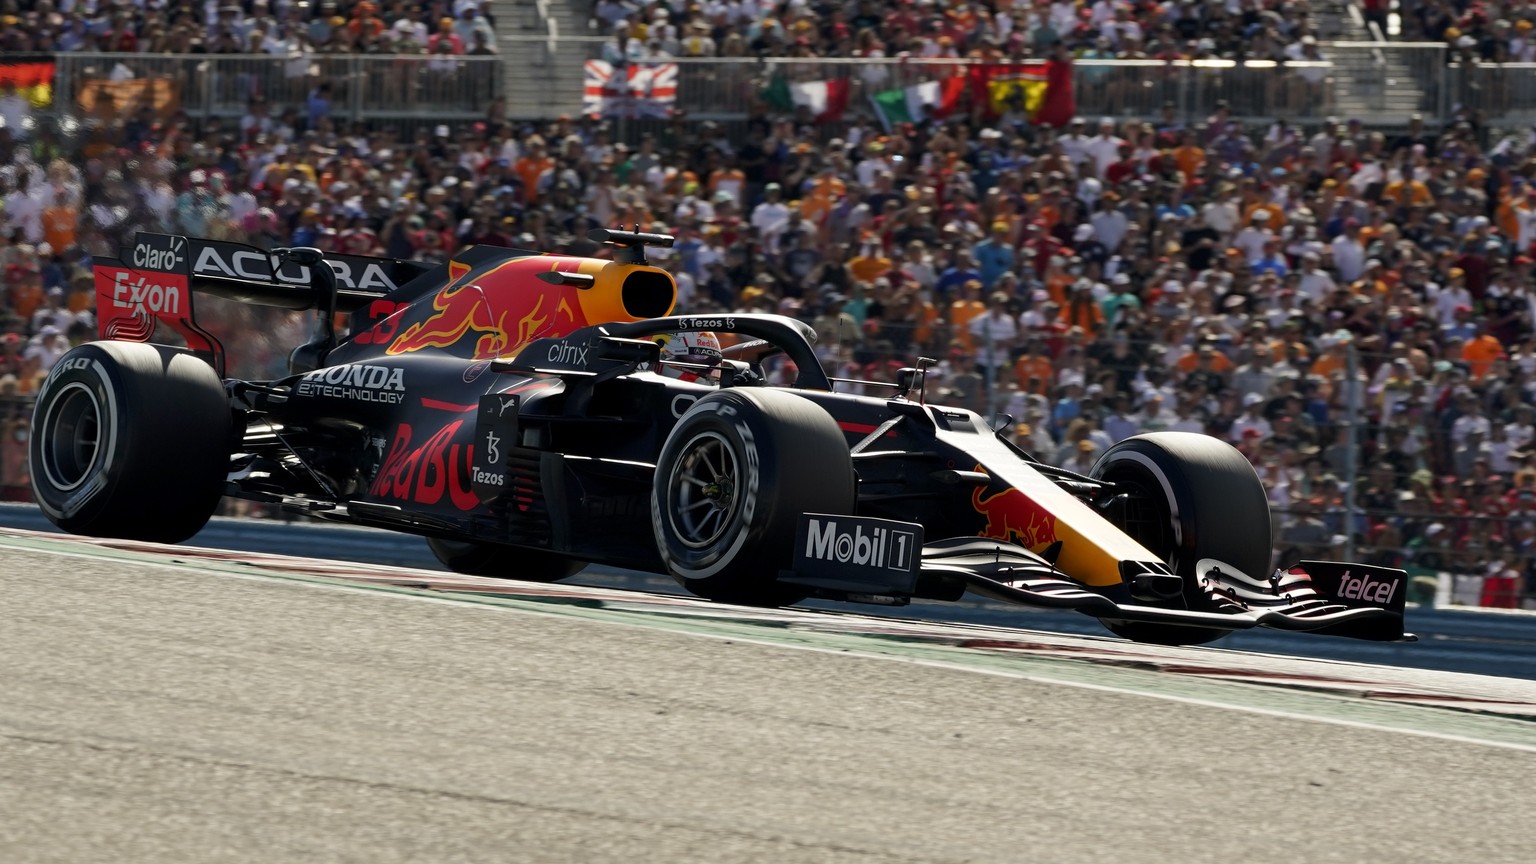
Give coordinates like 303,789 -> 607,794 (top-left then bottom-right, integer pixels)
385,282 -> 512,358
972,483 -> 1058,550
370,420 -> 479,511
383,261 -> 590,360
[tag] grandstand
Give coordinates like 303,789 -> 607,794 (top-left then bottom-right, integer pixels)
4,0 -> 1536,608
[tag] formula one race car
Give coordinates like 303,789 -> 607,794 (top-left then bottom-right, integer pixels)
29,230 -> 1411,646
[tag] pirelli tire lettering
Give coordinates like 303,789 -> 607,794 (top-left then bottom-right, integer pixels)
28,342 -> 232,544
651,389 -> 856,607
32,355 -> 118,520
653,397 -> 762,582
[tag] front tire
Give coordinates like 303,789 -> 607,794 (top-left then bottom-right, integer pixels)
1090,432 -> 1273,646
425,537 -> 586,581
30,342 -> 232,543
652,389 -> 855,606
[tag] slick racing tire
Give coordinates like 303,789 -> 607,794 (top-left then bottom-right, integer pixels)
30,342 -> 232,543
1090,432 -> 1273,646
652,388 -> 856,607
425,537 -> 586,582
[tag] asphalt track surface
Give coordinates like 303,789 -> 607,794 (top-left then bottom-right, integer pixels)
4,503 -> 1534,680
5,530 -> 1536,863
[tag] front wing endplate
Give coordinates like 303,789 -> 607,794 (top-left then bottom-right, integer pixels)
921,541 -> 1413,643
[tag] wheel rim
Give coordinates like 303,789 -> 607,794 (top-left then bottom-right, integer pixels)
666,430 -> 742,550
1099,463 -> 1181,571
40,382 -> 104,493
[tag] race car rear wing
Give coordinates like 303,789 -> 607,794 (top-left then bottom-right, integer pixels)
93,232 -> 433,376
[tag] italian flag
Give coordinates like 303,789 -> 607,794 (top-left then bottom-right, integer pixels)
789,79 -> 850,122
763,72 -> 851,122
869,77 -> 966,130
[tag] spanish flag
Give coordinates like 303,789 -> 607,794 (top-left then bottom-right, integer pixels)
0,61 -> 54,108
968,59 -> 1074,128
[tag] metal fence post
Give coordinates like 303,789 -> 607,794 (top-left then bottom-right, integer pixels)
1344,343 -> 1359,563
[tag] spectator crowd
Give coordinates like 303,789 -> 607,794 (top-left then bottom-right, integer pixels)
0,0 -> 500,56
4,3 -> 1536,604
1400,0 -> 1529,55
591,0 -> 1330,66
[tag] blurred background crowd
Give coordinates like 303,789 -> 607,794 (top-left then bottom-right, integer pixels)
3,0 -> 1536,606
590,0 -> 1328,62
0,0 -> 501,56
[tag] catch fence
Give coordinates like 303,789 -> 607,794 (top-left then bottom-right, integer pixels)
43,52 -> 503,123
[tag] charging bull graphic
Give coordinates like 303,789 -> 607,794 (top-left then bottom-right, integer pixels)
380,256 -> 668,361
972,483 -> 1058,551
380,281 -> 525,358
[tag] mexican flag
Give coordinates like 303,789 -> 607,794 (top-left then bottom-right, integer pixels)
0,61 -> 54,107
968,59 -> 1074,127
762,72 -> 851,122
869,76 -> 966,130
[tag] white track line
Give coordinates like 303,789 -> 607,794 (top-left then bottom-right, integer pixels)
7,537 -> 1536,754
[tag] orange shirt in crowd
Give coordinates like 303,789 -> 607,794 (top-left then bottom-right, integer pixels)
1383,179 -> 1433,208
1175,348 -> 1233,374
1242,201 -> 1285,230
1013,354 -> 1053,395
1059,297 -> 1104,334
1310,350 -> 1347,381
1172,144 -> 1205,182
949,296 -> 985,351
42,205 -> 77,252
848,250 -> 893,283
801,176 -> 846,223
515,155 -> 553,203
1463,334 -> 1507,379
911,299 -> 939,346
707,167 -> 745,201
1044,272 -> 1073,306
1037,202 -> 1061,232
9,282 -> 44,323
1498,194 -> 1520,239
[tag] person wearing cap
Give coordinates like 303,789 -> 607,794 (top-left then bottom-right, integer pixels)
1462,318 -> 1507,381
0,327 -> 28,378
454,5 -> 494,48
24,325 -> 72,374
750,182 -> 789,246
974,220 -> 1016,288
1089,194 -> 1129,253
847,240 -> 893,284
1085,117 -> 1125,178
968,290 -> 1018,381
1433,267 -> 1474,328
1329,216 -> 1366,283
1232,210 -> 1275,265
1222,392 -> 1271,442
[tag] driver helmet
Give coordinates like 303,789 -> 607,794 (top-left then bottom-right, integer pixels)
657,331 -> 722,381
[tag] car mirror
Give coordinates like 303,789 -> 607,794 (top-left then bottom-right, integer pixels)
594,336 -> 660,366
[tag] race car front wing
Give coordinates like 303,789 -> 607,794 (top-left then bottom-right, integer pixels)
781,515 -> 1412,642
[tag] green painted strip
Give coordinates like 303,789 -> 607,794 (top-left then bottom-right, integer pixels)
6,531 -> 1536,752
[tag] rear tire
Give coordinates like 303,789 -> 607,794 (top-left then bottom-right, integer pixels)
425,537 -> 586,581
30,342 -> 232,543
652,389 -> 855,606
1090,432 -> 1273,646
